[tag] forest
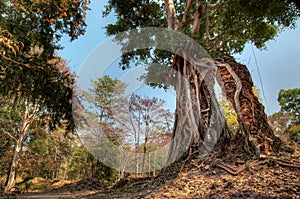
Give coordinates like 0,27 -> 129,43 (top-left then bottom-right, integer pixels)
0,0 -> 300,198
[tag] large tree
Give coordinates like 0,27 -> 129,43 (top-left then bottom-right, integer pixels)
0,0 -> 89,192
0,57 -> 76,192
102,0 -> 300,163
79,75 -> 127,184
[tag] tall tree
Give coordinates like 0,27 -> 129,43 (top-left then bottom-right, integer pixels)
0,57 -> 75,192
128,94 -> 173,174
86,75 -> 127,127
103,0 -> 299,161
0,0 -> 89,192
80,75 -> 126,183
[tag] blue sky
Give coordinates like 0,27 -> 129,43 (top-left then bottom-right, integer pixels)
58,1 -> 300,116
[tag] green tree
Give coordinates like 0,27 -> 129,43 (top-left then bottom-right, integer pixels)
103,0 -> 299,160
19,125 -> 73,180
87,75 -> 127,126
278,88 -> 300,124
0,0 -> 89,192
0,57 -> 76,192
268,111 -> 292,142
287,124 -> 300,144
274,88 -> 300,144
80,75 -> 127,185
68,144 -> 91,180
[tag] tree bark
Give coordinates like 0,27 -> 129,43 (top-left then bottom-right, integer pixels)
164,0 -> 179,30
5,122 -> 29,193
141,129 -> 148,174
5,100 -> 36,193
166,52 -> 278,165
166,49 -> 231,164
215,55 -> 279,155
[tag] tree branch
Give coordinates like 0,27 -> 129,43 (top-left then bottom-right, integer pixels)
182,0 -> 194,30
0,118 -> 18,142
164,0 -> 179,30
192,1 -> 205,35
205,1 -> 211,37
2,129 -> 17,142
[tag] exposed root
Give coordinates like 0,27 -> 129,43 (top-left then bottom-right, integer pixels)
213,160 -> 266,176
212,154 -> 300,176
259,155 -> 300,168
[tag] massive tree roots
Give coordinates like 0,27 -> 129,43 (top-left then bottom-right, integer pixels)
166,51 -> 279,167
215,55 -> 280,156
166,50 -> 231,165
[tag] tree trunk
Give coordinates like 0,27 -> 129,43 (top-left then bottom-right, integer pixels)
89,153 -> 96,178
215,55 -> 279,155
5,140 -> 21,193
5,127 -> 28,193
4,100 -> 37,193
167,50 -> 231,165
141,121 -> 149,173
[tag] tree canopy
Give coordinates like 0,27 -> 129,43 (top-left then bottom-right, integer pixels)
278,88 -> 300,125
0,0 -> 89,192
103,0 -> 300,65
0,0 -> 89,131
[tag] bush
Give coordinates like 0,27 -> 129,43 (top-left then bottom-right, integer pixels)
287,124 -> 300,144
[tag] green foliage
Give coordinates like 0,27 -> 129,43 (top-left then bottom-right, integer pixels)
278,88 -> 300,124
0,57 -> 75,191
141,62 -> 172,90
215,0 -> 299,53
104,0 -> 165,33
25,127 -> 72,178
0,0 -> 88,57
0,120 -> 74,180
68,143 -> 119,186
81,75 -> 127,136
273,88 -> 300,144
79,75 -> 126,183
0,131 -> 11,176
0,0 -> 87,132
89,75 -> 127,115
287,124 -> 300,144
0,57 -> 76,132
0,0 -> 88,131
103,0 -> 300,68
219,97 -> 238,133
93,161 -> 119,187
0,1 -> 88,190
103,0 -> 170,71
68,145 -> 92,180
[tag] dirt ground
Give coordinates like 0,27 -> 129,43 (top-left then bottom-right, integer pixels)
1,149 -> 299,198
